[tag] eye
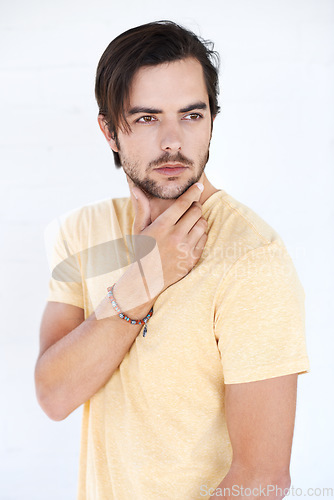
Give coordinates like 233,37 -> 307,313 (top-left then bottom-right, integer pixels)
183,112 -> 203,121
136,115 -> 157,124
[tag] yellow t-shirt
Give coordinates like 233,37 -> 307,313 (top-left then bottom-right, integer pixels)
47,189 -> 310,500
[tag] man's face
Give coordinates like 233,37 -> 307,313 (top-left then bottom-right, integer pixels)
113,57 -> 213,200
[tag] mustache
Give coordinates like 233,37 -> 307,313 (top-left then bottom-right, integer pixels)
148,151 -> 194,169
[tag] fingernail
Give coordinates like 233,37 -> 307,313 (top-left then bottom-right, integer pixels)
132,189 -> 138,200
195,182 -> 204,192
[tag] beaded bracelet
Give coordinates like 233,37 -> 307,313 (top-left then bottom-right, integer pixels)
107,284 -> 153,337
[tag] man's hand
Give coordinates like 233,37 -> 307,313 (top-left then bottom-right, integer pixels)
130,182 -> 208,295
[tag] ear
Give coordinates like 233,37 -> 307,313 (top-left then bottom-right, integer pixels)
97,114 -> 119,152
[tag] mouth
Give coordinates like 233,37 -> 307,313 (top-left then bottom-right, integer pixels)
154,163 -> 188,176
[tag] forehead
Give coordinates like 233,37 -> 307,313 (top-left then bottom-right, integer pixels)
128,58 -> 208,108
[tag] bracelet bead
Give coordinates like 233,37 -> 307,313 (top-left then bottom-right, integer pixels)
107,284 -> 153,337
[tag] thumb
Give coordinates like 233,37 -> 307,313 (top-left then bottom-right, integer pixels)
131,186 -> 152,233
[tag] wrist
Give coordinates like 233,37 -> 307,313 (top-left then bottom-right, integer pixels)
114,262 -> 157,318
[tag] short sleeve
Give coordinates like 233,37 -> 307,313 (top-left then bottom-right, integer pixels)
45,211 -> 84,309
214,241 -> 310,384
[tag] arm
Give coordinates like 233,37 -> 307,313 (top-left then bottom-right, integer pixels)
35,183 -> 207,421
210,374 -> 297,499
34,266 -> 155,421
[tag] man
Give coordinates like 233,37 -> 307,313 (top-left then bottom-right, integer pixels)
35,21 -> 310,500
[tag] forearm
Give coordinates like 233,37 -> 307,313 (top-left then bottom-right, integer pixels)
209,463 -> 291,500
35,264 -> 156,421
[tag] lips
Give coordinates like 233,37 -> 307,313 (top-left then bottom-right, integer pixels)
154,164 -> 188,175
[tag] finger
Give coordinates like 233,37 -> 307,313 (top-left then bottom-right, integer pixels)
191,231 -> 208,262
187,218 -> 208,251
173,201 -> 204,236
158,182 -> 204,226
131,187 -> 152,233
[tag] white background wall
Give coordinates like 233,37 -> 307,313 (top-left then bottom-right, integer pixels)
0,0 -> 333,498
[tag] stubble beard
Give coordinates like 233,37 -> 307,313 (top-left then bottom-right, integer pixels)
119,148 -> 210,200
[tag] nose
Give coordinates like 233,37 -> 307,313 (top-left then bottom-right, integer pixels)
160,121 -> 182,152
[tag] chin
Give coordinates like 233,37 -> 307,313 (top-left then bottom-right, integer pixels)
156,183 -> 193,200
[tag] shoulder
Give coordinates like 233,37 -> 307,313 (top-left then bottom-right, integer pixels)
45,197 -> 132,256
205,191 -> 304,299
53,196 -> 132,236
204,190 -> 282,250
58,196 -> 131,227
203,190 -> 302,285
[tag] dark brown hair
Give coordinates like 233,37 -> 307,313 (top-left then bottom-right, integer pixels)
95,20 -> 220,167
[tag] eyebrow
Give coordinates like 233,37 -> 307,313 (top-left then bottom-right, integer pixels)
127,101 -> 207,116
